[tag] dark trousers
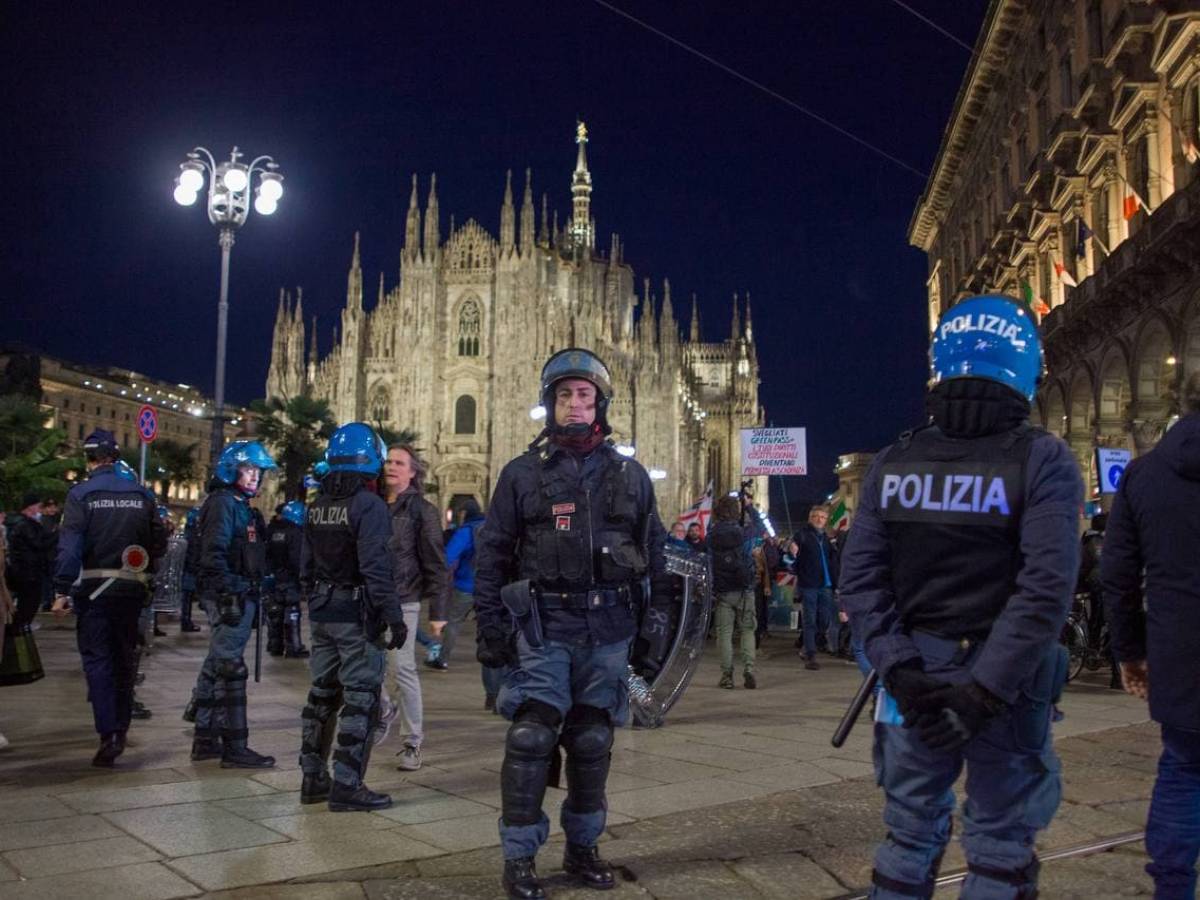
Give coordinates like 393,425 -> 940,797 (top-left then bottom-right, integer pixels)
11,577 -> 45,629
73,592 -> 143,736
180,589 -> 195,627
1146,724 -> 1200,899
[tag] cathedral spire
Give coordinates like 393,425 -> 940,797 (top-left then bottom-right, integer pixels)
661,278 -> 676,345
569,120 -> 594,252
519,168 -> 534,256
307,316 -> 318,385
404,174 -> 421,260
730,292 -> 740,340
744,291 -> 753,341
347,232 -> 363,311
539,193 -> 549,246
377,271 -> 385,306
424,173 -> 440,261
499,169 -> 515,255
690,294 -> 701,342
294,286 -> 304,327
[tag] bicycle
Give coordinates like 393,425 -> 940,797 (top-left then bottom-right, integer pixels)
1060,591 -> 1114,684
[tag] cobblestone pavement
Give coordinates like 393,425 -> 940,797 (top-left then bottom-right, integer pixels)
0,612 -> 1159,898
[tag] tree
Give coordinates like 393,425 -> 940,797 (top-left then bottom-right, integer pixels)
149,438 -> 199,503
250,396 -> 337,500
0,395 -> 55,459
372,421 -> 420,449
0,398 -> 81,509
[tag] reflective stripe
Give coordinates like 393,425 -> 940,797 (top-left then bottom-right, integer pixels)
79,569 -> 148,583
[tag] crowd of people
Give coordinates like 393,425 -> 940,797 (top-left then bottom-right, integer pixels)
2,305 -> 1199,898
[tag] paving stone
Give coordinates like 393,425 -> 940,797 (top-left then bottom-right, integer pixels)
104,802 -> 288,856
606,777 -> 775,819
58,777 -> 275,813
730,851 -> 847,898
607,751 -> 732,783
392,812 -> 503,853
257,810 -> 396,840
0,814 -> 121,852
729,761 -> 841,790
0,796 -> 78,826
203,882 -> 366,899
167,831 -> 443,891
627,858 -> 761,899
2,834 -> 161,878
365,793 -> 492,826
362,875 -> 506,900
0,861 -> 197,900
806,757 -> 876,780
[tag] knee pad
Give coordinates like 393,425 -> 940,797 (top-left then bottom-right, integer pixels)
506,719 -> 559,760
216,658 -> 248,681
561,706 -> 613,760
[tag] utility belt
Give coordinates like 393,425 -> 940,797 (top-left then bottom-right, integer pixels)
309,581 -> 376,630
537,586 -> 631,611
312,582 -> 364,603
909,627 -> 986,666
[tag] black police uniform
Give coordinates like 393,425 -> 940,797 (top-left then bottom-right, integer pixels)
188,482 -> 273,766
298,473 -> 403,809
54,464 -> 167,762
474,439 -> 666,882
266,517 -> 307,657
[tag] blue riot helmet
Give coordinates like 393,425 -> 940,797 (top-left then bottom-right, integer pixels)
113,460 -> 139,482
214,440 -> 278,495
185,506 -> 201,529
312,460 -> 330,480
929,294 -> 1044,402
157,505 -> 171,525
281,500 -> 306,526
539,347 -> 614,435
324,423 -> 385,476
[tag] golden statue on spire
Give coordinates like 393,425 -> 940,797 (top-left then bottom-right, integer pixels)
576,120 -> 588,143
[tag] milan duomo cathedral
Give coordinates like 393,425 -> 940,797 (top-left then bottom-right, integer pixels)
265,124 -> 765,518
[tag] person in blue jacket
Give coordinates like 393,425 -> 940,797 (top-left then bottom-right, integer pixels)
840,295 -> 1083,899
1102,370 -> 1200,900
52,430 -> 167,766
185,440 -> 278,769
436,498 -> 487,675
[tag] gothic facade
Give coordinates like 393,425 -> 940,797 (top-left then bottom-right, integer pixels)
909,0 -> 1200,498
265,126 -> 764,517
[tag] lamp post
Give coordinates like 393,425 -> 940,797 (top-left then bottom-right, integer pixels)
173,146 -> 284,465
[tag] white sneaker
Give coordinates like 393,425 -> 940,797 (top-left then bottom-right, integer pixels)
396,743 -> 422,771
0,732 -> 9,751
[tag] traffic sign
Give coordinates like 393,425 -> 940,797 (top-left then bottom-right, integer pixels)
1096,447 -> 1132,494
137,405 -> 158,443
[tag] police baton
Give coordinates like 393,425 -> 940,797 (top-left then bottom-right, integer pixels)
831,668 -> 878,748
253,586 -> 264,684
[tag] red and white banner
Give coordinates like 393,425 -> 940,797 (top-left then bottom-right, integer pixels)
677,481 -> 714,539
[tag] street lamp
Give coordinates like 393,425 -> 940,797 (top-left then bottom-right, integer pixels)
173,146 -> 284,464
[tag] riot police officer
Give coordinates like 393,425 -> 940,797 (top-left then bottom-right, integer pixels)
52,430 -> 167,766
180,507 -> 202,632
267,500 -> 309,658
298,423 -> 407,812
187,441 -> 278,768
840,295 -> 1083,899
475,348 -> 666,900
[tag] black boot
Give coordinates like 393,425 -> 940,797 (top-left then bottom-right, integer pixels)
300,771 -> 332,805
503,857 -> 547,900
131,699 -> 152,720
182,695 -> 198,723
284,608 -> 309,658
93,733 -> 124,767
328,781 -> 392,811
191,737 -> 222,760
221,746 -> 276,768
563,843 -> 616,890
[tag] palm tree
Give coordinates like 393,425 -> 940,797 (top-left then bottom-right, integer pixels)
0,427 -> 80,509
151,438 -> 200,503
0,395 -> 54,458
250,395 -> 337,500
372,422 -> 420,449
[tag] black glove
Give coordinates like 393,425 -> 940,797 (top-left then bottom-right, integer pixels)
217,593 -> 244,626
386,619 -> 408,650
476,625 -> 513,669
884,661 -> 950,721
910,681 -> 1007,751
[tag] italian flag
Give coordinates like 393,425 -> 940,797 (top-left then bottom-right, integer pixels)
828,497 -> 849,532
1122,186 -> 1148,220
1021,280 -> 1051,316
1054,259 -> 1078,288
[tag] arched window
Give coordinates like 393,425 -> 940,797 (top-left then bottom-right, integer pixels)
457,298 -> 481,357
454,395 -> 476,434
368,384 -> 391,425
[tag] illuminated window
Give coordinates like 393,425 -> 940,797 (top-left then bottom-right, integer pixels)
457,299 -> 481,357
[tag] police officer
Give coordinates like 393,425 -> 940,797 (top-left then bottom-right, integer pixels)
51,430 -> 167,766
298,423 -> 407,812
840,295 -> 1083,899
187,440 -> 278,768
180,507 -> 202,632
267,500 -> 309,659
475,348 -> 666,900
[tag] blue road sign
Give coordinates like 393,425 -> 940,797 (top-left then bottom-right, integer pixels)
137,405 -> 158,443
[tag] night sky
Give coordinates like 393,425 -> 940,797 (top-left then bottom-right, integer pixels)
2,1 -> 986,522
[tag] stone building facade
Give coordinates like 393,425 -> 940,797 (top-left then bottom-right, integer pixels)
908,0 -> 1200,498
264,126 -> 765,517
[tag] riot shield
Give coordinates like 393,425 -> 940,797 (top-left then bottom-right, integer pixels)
628,544 -> 713,728
151,534 -> 187,614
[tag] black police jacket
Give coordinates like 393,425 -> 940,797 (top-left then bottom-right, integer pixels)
195,484 -> 268,596
7,513 -> 52,581
300,475 -> 400,626
53,464 -> 168,598
475,440 -> 667,645
1103,412 -> 1200,731
707,520 -> 756,593
840,423 -> 1082,703
267,519 -> 303,584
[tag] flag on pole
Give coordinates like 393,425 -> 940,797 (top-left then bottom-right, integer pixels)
828,497 -> 849,532
1020,280 -> 1051,316
1076,219 -> 1091,258
677,481 -> 714,539
1054,259 -> 1078,288
1122,182 -> 1150,220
